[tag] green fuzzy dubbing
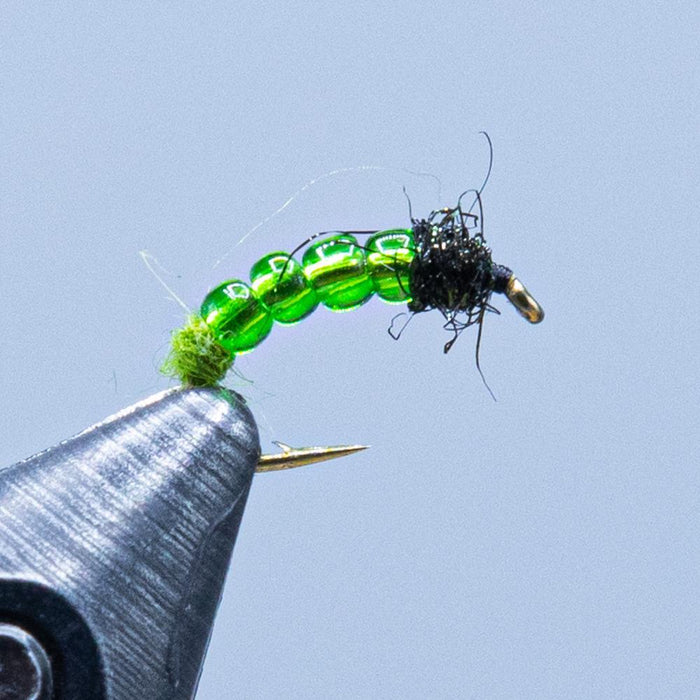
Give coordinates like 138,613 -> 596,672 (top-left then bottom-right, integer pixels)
161,315 -> 234,387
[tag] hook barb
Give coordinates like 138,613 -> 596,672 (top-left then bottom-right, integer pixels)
256,442 -> 369,473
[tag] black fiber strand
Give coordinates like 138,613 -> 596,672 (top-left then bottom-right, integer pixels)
408,207 -> 500,352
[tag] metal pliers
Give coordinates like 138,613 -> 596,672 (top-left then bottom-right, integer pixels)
0,387 -> 363,699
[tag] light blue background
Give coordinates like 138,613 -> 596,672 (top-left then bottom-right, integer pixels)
1,3 -> 698,698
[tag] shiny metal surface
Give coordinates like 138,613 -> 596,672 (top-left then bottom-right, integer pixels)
0,387 -> 259,699
256,442 -> 368,472
505,275 -> 545,324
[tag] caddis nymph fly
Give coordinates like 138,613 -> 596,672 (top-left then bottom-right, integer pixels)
163,138 -> 544,390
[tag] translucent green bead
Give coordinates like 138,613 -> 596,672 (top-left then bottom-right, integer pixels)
366,229 -> 415,303
200,279 -> 273,354
302,234 -> 373,311
249,252 -> 318,325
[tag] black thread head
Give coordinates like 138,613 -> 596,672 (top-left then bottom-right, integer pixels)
408,208 -> 498,325
492,264 -> 513,294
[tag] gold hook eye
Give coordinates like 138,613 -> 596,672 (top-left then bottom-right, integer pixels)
505,276 -> 544,324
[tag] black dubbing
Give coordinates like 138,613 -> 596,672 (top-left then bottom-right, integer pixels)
408,209 -> 498,323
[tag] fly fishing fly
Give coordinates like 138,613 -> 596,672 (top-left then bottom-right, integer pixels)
162,136 -> 544,392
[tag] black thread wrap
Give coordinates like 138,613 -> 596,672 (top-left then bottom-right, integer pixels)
408,211 -> 506,321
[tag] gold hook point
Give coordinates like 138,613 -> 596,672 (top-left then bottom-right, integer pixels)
256,443 -> 369,473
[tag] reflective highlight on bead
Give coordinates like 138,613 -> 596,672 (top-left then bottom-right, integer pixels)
302,235 -> 373,311
200,280 -> 273,353
366,229 -> 415,303
250,252 -> 318,325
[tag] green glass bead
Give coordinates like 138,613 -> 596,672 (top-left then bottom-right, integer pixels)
200,279 -> 273,354
302,234 -> 373,311
249,252 -> 318,325
366,229 -> 415,303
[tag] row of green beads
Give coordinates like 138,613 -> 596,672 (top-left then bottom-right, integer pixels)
200,229 -> 416,355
